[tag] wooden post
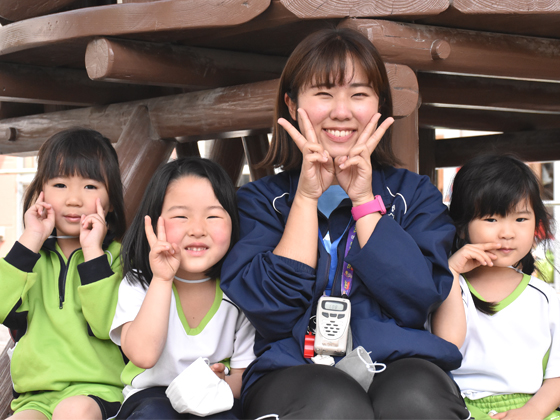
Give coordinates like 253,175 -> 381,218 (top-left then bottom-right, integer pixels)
0,0 -> 78,21
85,38 -> 286,89
242,134 -> 275,181
115,106 -> 176,226
176,141 -> 201,158
419,128 -> 437,184
209,138 -> 246,185
392,109 -> 419,173
0,340 -> 14,419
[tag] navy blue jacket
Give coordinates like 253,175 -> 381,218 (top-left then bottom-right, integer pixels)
221,166 -> 462,397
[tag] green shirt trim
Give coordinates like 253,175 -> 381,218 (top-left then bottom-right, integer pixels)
465,273 -> 530,313
172,279 -> 222,336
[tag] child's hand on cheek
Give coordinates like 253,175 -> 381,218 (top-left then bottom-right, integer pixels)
448,243 -> 501,276
20,191 -> 55,253
80,198 -> 107,261
145,216 -> 180,282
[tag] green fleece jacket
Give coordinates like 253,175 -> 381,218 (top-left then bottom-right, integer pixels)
0,236 -> 124,400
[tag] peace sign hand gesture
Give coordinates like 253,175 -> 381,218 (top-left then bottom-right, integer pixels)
278,108 -> 335,200
145,216 -> 181,282
20,191 -> 55,253
335,113 -> 394,205
80,198 -> 108,260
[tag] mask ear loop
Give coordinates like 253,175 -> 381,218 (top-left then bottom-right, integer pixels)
357,349 -> 386,373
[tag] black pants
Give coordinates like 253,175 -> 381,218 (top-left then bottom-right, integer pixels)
243,359 -> 470,419
116,386 -> 244,419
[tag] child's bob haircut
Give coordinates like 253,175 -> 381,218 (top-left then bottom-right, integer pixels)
23,127 -> 126,240
449,154 -> 553,275
261,27 -> 398,171
121,157 -> 240,289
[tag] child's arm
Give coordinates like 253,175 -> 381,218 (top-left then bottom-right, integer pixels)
210,364 -> 245,399
120,216 -> 180,369
432,242 -> 500,347
490,377 -> 560,420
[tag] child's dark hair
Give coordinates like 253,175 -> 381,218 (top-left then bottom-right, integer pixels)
449,154 -> 554,315
23,128 -> 126,240
121,157 -> 240,289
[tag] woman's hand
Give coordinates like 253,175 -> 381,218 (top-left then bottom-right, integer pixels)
19,191 -> 55,253
80,198 -> 108,261
278,109 -> 335,200
448,243 -> 500,276
145,215 -> 181,282
335,113 -> 394,205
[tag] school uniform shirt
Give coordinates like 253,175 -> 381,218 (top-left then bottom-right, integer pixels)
220,167 -> 462,398
0,237 -> 124,402
110,277 -> 256,401
452,274 -> 560,400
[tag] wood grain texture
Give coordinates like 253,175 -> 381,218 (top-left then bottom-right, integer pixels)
0,63 -> 417,154
209,138 -> 246,185
242,134 -> 275,181
85,37 -> 286,88
0,0 -> 79,21
115,105 -> 176,227
419,105 -> 560,132
0,340 -> 14,420
392,109 -> 419,173
434,129 -> 560,167
418,72 -> 560,113
452,0 -> 560,14
279,0 -> 449,18
340,19 -> 560,81
0,61 -> 171,106
0,0 -> 270,57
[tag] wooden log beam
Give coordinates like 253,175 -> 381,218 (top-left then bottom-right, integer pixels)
0,102 -> 44,120
451,0 -> 560,14
276,0 -> 448,19
434,129 -> 560,168
175,141 -> 201,158
0,0 -> 78,21
418,72 -> 560,113
339,19 -> 560,81
0,61 -> 171,106
85,38 -> 286,88
242,134 -> 275,181
0,0 -> 271,58
209,138 -> 245,185
0,64 -> 418,154
419,105 -> 560,133
115,105 -> 176,226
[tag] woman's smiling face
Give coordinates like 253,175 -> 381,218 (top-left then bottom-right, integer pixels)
285,58 -> 379,159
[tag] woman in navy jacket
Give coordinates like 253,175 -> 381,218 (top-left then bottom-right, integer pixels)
221,28 -> 468,419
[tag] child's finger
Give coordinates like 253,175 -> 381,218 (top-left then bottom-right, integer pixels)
96,198 -> 105,218
144,216 -> 157,246
157,217 -> 167,242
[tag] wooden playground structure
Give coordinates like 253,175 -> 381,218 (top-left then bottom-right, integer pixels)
1,0 -> 560,415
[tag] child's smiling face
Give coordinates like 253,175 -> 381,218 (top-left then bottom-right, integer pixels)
467,199 -> 536,268
160,175 -> 232,280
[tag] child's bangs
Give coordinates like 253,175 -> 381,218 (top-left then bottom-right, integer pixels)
45,148 -> 107,184
472,177 -> 532,219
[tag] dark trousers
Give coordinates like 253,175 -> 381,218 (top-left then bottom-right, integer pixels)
117,386 -> 243,419
244,359 -> 470,419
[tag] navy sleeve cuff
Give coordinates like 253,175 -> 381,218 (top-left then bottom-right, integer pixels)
5,241 -> 41,272
78,254 -> 114,285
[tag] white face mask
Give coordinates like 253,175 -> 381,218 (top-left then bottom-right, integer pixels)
166,357 -> 234,416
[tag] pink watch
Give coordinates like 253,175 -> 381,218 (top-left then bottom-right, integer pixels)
351,195 -> 386,221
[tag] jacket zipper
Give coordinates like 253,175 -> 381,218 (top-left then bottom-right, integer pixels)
55,249 -> 79,309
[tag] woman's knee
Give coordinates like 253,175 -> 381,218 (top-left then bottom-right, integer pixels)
368,358 -> 469,419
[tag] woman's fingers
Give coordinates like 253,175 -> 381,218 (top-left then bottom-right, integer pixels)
297,109 -> 318,144
278,118 -> 308,153
365,116 -> 394,152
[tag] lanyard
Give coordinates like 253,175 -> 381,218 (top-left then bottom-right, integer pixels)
319,219 -> 357,297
